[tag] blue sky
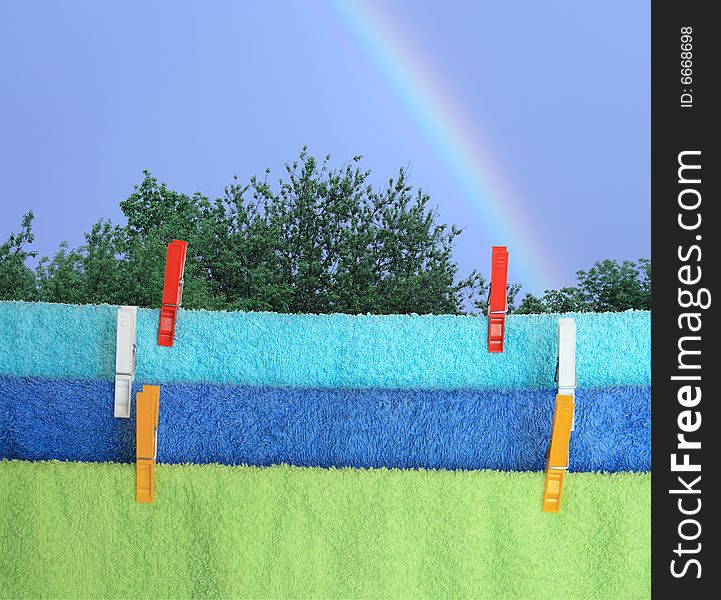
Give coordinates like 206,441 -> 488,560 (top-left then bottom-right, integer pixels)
0,0 -> 649,295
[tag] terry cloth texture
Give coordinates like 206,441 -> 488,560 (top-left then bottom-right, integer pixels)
0,302 -> 117,381
0,459 -> 650,600
0,375 -> 650,473
0,301 -> 649,389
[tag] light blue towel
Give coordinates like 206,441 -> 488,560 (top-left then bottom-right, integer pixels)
0,301 -> 649,389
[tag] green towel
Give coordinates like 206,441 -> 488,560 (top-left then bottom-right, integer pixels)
0,460 -> 649,599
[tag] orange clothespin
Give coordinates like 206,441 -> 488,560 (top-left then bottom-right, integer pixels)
136,385 -> 160,503
542,394 -> 574,512
487,246 -> 509,352
542,318 -> 577,512
158,240 -> 188,347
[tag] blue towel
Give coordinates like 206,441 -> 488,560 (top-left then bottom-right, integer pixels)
0,375 -> 650,472
0,302 -> 117,380
0,301 -> 650,389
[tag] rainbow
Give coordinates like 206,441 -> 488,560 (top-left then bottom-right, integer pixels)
324,0 -> 557,292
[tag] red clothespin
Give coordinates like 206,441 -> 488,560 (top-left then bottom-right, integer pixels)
157,239 -> 188,347
487,246 -> 509,353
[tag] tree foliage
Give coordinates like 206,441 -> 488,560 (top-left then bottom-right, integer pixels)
514,259 -> 651,314
0,149 -> 651,315
1,150 -> 489,314
0,211 -> 37,301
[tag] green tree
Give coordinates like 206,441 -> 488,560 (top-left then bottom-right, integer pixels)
541,286 -> 585,313
4,149 -> 488,314
0,151 -> 651,315
513,259 -> 651,314
0,211 -> 37,301
35,243 -> 84,304
576,258 -> 650,311
236,151 -> 486,314
515,292 -> 545,315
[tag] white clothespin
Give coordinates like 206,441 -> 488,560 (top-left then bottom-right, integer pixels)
114,306 -> 138,418
556,318 -> 577,429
